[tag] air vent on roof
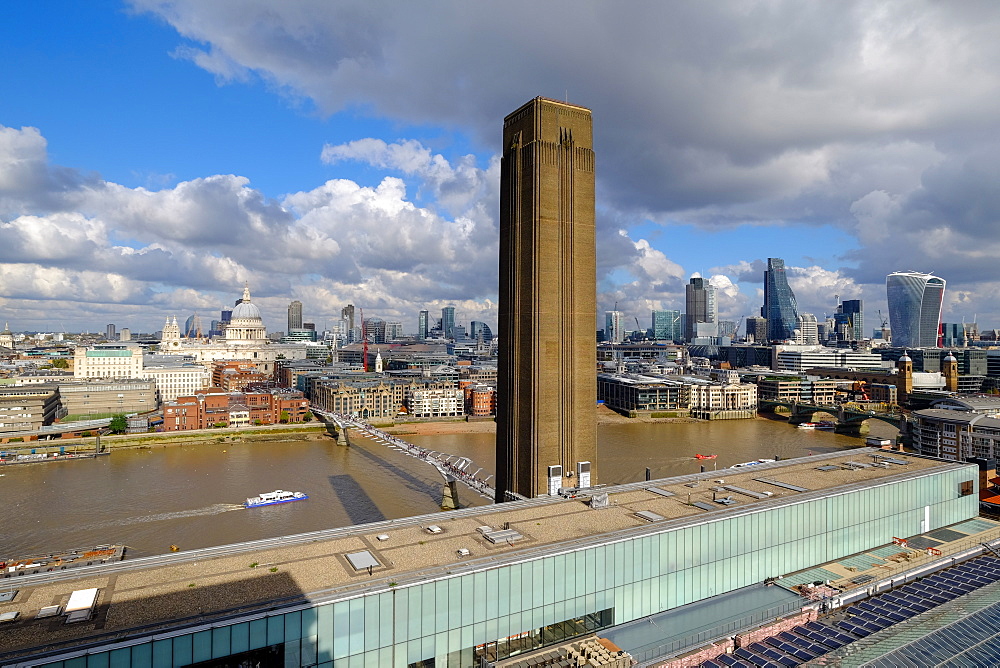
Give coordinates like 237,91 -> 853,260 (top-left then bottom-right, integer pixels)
755,478 -> 809,493
816,465 -> 841,471
875,456 -> 909,466
635,510 -> 665,522
646,486 -> 675,498
692,501 -> 717,511
722,485 -> 771,500
345,551 -> 380,571
844,461 -> 872,469
483,529 -> 524,544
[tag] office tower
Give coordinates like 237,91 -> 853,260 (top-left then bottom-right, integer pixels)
763,258 -> 798,342
497,97 -> 598,500
745,316 -> 768,344
651,309 -> 682,342
365,317 -> 387,344
220,309 -> 232,326
287,300 -> 303,332
795,313 -> 819,344
470,321 -> 494,343
118,328 -> 131,342
418,310 -> 429,339
341,305 -> 356,334
105,324 -> 116,340
834,299 -> 863,342
441,306 -> 456,339
886,271 -> 946,348
718,320 -> 737,338
605,310 -> 624,343
385,322 -> 404,340
684,277 -> 717,341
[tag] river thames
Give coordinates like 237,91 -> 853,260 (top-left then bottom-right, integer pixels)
2,418 -> 896,559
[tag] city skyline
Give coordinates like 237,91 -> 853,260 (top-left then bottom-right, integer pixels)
5,4 -> 1000,333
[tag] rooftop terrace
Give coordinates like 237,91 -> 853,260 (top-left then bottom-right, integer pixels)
0,449 -> 968,662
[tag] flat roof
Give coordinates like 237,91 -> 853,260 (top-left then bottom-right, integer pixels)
0,450 -> 970,661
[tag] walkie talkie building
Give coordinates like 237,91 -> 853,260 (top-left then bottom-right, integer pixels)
887,271 -> 946,348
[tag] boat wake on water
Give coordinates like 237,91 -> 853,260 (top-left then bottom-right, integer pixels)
76,504 -> 245,531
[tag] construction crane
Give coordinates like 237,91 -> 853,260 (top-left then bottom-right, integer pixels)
634,316 -> 642,340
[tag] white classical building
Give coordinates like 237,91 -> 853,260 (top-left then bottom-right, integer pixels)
156,284 -> 312,376
687,379 -> 758,420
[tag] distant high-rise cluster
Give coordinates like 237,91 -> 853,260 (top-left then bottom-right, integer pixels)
887,271 -> 946,348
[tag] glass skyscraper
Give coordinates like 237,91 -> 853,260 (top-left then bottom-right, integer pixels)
887,271 -> 946,348
651,309 -> 682,341
763,258 -> 798,342
441,306 -> 456,339
684,277 -> 716,341
834,299 -> 863,342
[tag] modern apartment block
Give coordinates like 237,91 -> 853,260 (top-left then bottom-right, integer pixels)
497,97 -> 598,499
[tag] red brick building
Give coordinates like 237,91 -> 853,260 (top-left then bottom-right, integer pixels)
464,383 -> 497,417
162,388 -> 310,431
211,361 -> 269,392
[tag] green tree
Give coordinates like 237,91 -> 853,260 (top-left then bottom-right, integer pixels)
279,410 -> 290,424
108,413 -> 128,434
51,359 -> 69,369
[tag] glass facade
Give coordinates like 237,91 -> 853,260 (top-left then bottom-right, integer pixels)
763,258 -> 798,343
886,271 -> 946,349
30,468 -> 977,668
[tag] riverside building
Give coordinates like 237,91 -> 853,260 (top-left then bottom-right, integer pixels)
496,97 -> 598,499
0,451 -> 985,667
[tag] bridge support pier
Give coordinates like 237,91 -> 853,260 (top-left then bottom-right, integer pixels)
835,421 -> 870,437
336,426 -> 349,447
441,479 -> 460,510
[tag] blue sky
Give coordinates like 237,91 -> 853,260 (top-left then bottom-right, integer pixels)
3,1 -> 1000,335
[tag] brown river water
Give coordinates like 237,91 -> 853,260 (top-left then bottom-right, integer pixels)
0,419 -> 896,559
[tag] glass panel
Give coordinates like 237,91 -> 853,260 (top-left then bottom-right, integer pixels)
249,618 -> 268,650
88,654 -> 110,668
335,599 -> 353,659
151,639 -> 171,668
267,614 -> 285,646
130,643 -> 152,668
192,630 -> 213,663
284,610 -> 302,642
365,593 -> 381,652
230,623 -> 250,655
212,626 -> 231,658
318,604 -> 334,663
172,635 -> 193,667
349,597 -> 365,656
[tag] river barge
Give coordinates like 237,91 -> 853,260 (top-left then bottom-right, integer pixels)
1,544 -> 125,578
